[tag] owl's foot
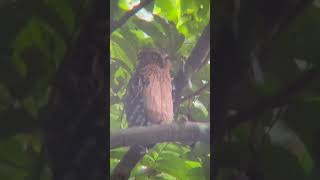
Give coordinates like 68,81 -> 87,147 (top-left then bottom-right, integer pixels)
138,145 -> 149,155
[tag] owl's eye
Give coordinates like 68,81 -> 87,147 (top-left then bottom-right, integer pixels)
151,52 -> 161,60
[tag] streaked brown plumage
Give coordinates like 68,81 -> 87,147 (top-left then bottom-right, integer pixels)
124,48 -> 173,127
111,48 -> 173,180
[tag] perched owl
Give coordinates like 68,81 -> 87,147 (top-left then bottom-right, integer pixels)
125,48 -> 174,126
111,48 -> 174,179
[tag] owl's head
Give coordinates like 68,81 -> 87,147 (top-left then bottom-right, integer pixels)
137,48 -> 171,69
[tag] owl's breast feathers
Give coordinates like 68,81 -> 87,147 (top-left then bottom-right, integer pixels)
140,64 -> 173,124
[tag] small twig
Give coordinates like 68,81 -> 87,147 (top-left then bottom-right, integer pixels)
119,106 -> 125,129
261,106 -> 288,145
187,98 -> 192,119
111,0 -> 155,33
197,54 -> 210,72
180,83 -> 210,103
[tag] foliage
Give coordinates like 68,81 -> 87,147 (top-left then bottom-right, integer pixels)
0,0 -> 95,179
110,0 -> 210,179
214,1 -> 320,180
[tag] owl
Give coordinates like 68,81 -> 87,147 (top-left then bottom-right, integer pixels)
124,48 -> 174,127
111,48 -> 174,180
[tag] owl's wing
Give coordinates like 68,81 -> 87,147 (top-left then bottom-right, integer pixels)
124,72 -> 150,127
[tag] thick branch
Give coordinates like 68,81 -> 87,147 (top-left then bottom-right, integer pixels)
110,122 -> 210,149
110,0 -> 154,33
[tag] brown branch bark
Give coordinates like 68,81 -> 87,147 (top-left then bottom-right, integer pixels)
110,0 -> 155,33
111,122 -> 210,149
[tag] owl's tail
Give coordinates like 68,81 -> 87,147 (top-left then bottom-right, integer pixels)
111,144 -> 154,180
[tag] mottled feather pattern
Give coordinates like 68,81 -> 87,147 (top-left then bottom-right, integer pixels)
124,72 -> 149,127
140,64 -> 173,124
124,49 -> 173,127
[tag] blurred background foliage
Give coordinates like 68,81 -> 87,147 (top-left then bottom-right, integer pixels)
110,0 -> 210,179
0,0 -> 100,179
214,0 -> 320,179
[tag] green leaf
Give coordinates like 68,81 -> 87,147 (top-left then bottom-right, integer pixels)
187,167 -> 206,180
154,0 -> 178,23
153,15 -> 185,54
118,0 -> 130,11
110,104 -> 123,132
153,154 -> 192,179
12,18 -> 65,78
110,40 -> 134,72
192,99 -> 208,120
132,18 -> 168,48
111,32 -> 137,69
111,0 -> 124,21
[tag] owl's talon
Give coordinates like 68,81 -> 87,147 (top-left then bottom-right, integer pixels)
175,114 -> 188,126
138,145 -> 149,154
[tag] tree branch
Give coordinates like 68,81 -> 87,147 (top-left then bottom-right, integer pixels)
227,0 -> 315,130
110,0 -> 155,33
180,83 -> 210,103
173,24 -> 210,109
228,65 -> 320,130
110,122 -> 210,149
